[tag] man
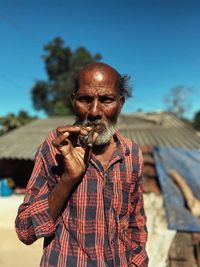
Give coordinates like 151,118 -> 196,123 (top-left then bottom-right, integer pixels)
15,62 -> 148,267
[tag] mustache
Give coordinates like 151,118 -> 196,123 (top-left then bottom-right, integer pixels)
75,119 -> 107,131
74,118 -> 115,147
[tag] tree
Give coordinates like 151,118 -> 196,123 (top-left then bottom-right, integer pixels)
31,37 -> 102,116
163,85 -> 193,118
0,110 -> 36,135
193,111 -> 200,131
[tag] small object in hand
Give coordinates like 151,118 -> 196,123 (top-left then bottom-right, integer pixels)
85,130 -> 95,147
86,130 -> 94,147
76,122 -> 96,148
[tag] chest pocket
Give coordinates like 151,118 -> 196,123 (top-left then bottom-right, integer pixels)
112,181 -> 135,218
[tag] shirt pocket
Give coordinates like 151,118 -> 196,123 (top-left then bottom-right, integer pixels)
112,181 -> 135,218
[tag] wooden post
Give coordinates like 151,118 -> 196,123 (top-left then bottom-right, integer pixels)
169,170 -> 200,217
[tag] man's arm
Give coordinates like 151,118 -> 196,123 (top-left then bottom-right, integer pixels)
15,135 -> 84,244
15,144 -> 56,245
129,148 -> 149,267
48,173 -> 78,222
48,125 -> 95,222
15,126 -> 95,244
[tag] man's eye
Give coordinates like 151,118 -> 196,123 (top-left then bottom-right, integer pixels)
100,97 -> 114,103
77,96 -> 93,103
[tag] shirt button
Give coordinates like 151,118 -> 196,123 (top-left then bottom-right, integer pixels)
111,240 -> 114,245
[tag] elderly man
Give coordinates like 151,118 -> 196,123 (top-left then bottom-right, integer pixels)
15,62 -> 148,267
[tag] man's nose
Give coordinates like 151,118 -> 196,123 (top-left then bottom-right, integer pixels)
87,99 -> 102,120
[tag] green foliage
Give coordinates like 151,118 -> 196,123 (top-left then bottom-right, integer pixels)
0,111 -> 36,135
31,37 -> 102,116
193,110 -> 200,131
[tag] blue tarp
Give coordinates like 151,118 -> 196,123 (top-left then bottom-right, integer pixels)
153,146 -> 200,232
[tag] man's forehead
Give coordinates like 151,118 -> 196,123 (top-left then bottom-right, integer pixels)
77,85 -> 118,96
79,64 -> 119,87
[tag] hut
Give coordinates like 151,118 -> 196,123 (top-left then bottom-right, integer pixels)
0,112 -> 200,266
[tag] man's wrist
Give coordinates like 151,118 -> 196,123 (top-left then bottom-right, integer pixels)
60,173 -> 79,187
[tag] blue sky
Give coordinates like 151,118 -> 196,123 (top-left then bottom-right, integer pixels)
0,0 -> 199,119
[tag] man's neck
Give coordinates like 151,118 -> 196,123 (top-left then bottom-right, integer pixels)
92,137 -> 117,171
92,137 -> 116,155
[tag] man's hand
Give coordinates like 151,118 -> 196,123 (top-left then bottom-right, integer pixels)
52,125 -> 97,183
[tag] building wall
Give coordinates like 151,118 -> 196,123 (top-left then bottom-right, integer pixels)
0,159 -> 34,188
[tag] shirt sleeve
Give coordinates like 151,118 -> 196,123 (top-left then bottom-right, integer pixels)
15,145 -> 56,245
129,148 -> 149,267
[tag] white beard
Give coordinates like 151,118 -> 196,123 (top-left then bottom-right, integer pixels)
75,119 -> 115,146
94,123 -> 115,145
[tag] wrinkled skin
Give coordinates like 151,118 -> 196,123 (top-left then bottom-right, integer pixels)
52,62 -> 125,182
49,62 -> 125,222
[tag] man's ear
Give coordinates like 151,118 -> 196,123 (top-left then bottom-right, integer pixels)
119,96 -> 125,109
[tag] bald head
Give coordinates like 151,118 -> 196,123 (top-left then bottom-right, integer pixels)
72,62 -> 132,98
79,62 -> 119,91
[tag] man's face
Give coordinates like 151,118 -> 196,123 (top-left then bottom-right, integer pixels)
73,64 -> 124,145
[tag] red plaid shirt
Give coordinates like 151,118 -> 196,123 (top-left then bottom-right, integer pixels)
15,130 -> 148,267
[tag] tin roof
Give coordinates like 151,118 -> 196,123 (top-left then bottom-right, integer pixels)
0,112 -> 199,160
118,112 -> 200,149
0,117 -> 74,160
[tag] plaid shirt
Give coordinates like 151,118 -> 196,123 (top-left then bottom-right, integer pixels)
15,130 -> 148,267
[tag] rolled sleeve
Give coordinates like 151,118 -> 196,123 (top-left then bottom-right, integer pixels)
29,192 -> 55,238
16,192 -> 56,244
15,145 -> 57,245
131,246 -> 149,267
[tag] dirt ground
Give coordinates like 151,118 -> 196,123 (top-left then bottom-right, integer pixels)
0,193 -> 176,267
0,195 -> 42,267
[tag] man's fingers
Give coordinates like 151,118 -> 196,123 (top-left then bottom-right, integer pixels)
52,133 -> 69,147
52,125 -> 98,152
82,131 -> 98,148
56,125 -> 91,136
93,132 -> 98,143
56,125 -> 81,134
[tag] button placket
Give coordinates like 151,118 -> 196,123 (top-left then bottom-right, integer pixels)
103,173 -> 114,246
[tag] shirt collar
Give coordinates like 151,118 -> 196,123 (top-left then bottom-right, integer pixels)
113,130 -> 130,158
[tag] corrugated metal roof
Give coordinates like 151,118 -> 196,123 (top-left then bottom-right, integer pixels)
0,113 -> 199,160
0,117 -> 74,160
118,113 -> 200,150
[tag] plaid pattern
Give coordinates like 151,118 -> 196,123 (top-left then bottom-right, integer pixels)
15,130 -> 148,267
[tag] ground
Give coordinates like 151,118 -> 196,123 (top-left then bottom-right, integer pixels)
0,195 -> 42,267
0,193 -> 176,267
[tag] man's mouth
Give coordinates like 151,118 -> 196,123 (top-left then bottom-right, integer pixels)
85,121 -> 107,134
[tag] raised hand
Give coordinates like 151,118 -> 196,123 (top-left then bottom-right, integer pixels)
52,125 -> 97,183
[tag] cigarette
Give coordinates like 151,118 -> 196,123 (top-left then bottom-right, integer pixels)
85,130 -> 95,147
